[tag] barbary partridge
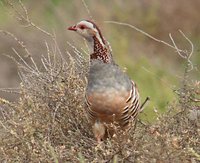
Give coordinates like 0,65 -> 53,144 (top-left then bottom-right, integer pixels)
68,20 -> 144,142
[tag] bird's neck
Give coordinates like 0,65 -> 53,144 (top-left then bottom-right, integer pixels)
88,33 -> 112,64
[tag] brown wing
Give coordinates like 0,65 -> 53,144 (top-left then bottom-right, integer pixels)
85,81 -> 140,126
119,81 -> 140,127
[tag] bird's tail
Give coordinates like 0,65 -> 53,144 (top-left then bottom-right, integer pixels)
140,96 -> 150,112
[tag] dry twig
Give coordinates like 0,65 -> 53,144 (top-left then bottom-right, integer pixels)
105,21 -> 194,70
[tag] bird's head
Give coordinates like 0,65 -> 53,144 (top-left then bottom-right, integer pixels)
68,20 -> 113,63
68,20 -> 105,43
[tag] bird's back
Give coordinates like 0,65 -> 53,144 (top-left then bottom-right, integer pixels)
87,60 -> 132,93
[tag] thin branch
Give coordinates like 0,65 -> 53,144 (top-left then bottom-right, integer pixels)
3,0 -> 66,74
169,33 -> 187,59
179,30 -> 194,59
105,21 -> 194,67
0,30 -> 31,57
169,33 -> 193,71
179,30 -> 194,71
81,0 -> 94,21
0,29 -> 40,72
0,88 -> 21,95
104,21 -> 184,51
0,97 -> 16,108
18,0 -> 28,20
45,41 -> 52,68
41,58 -> 49,72
67,41 -> 86,59
6,0 -> 55,38
11,48 -> 35,72
1,53 -> 20,66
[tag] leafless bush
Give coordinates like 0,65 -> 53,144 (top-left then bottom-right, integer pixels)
0,0 -> 199,162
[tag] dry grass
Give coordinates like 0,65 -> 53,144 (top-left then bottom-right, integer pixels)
0,47 -> 199,162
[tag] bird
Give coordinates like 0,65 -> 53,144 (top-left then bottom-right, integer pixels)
68,20 -> 146,143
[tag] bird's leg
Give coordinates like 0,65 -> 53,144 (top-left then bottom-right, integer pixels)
93,120 -> 106,143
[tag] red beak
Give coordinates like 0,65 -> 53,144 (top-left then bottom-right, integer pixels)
68,25 -> 77,31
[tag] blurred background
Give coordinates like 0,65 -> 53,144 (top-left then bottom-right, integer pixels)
0,0 -> 199,121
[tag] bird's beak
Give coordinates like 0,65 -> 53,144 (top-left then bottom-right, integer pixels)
68,25 -> 77,31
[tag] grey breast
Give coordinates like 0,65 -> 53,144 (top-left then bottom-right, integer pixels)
87,60 -> 132,93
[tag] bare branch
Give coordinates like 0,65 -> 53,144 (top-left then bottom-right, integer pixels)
12,48 -> 35,73
6,0 -> 55,39
169,33 -> 187,59
104,21 -> 184,51
105,21 -> 194,69
169,31 -> 194,71
0,29 -> 40,72
179,30 -> 194,59
45,41 -> 52,68
0,87 -> 21,95
0,30 -> 31,57
1,53 -> 19,66
81,0 -> 94,21
41,57 -> 49,72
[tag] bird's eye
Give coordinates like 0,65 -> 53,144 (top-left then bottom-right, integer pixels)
80,25 -> 85,29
